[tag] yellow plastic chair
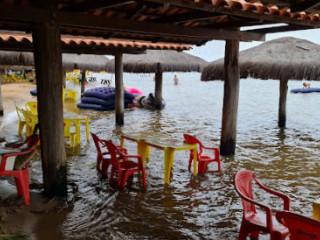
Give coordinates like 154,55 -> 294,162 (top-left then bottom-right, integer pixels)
63,119 -> 78,147
21,109 -> 38,137
63,89 -> 77,101
25,101 -> 38,115
15,106 -> 26,135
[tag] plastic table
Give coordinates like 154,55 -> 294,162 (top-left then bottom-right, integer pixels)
121,132 -> 197,185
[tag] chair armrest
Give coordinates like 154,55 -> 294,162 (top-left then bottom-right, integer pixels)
239,192 -> 274,230
122,154 -> 143,166
115,146 -> 128,154
202,146 -> 220,155
255,178 -> 291,211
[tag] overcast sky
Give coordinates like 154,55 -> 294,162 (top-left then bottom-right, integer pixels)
187,28 -> 320,62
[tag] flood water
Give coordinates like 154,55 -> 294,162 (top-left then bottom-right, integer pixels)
1,73 -> 320,239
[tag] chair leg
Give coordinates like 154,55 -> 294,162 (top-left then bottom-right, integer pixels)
110,167 -> 116,180
188,156 -> 193,171
238,219 -> 250,240
15,170 -> 30,205
249,231 -> 260,240
141,168 -> 146,188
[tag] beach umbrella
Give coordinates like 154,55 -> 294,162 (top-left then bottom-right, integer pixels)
62,54 -> 109,72
201,37 -> 320,81
201,37 -> 320,128
106,50 -> 207,109
106,49 -> 207,73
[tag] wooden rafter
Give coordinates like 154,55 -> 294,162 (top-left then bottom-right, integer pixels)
153,11 -> 223,23
290,0 -> 320,13
143,0 -> 320,28
0,3 -> 265,42
244,24 -> 312,34
60,0 -> 135,12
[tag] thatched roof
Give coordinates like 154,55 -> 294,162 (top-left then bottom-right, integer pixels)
0,52 -> 109,71
0,51 -> 33,70
62,54 -> 109,72
201,37 -> 320,81
106,50 -> 208,73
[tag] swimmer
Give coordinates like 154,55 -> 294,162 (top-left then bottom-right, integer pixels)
303,82 -> 311,89
174,75 -> 178,85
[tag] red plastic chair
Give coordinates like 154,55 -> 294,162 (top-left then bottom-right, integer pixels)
234,170 -> 291,240
276,211 -> 320,240
105,140 -> 146,188
183,134 -> 221,174
91,133 -> 127,176
0,134 -> 40,205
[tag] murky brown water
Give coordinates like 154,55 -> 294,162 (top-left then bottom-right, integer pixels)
1,74 -> 320,239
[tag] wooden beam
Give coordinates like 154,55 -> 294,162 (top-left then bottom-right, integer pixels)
290,0 -> 320,13
244,25 -> 312,34
0,3 -> 264,42
126,4 -> 147,20
115,52 -> 124,126
60,0 -> 135,12
220,39 -> 240,156
32,21 -> 67,198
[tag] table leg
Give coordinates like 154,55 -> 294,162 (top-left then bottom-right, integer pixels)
193,146 -> 197,177
164,148 -> 175,184
85,119 -> 89,142
120,136 -> 124,147
75,120 -> 81,145
137,140 -> 147,166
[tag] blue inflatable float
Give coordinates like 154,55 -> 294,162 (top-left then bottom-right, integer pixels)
77,87 -> 135,111
291,88 -> 320,93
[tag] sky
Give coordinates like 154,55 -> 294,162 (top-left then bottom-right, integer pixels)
186,28 -> 320,62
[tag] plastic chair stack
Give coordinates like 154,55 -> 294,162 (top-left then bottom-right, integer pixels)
0,134 -> 40,205
183,134 -> 221,174
234,170 -> 290,240
105,140 -> 146,188
25,101 -> 38,115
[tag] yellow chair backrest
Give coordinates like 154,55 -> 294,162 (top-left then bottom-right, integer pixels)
16,106 -> 25,121
25,101 -> 38,115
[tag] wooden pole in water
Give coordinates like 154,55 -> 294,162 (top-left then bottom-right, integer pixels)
81,71 -> 86,98
278,78 -> 288,128
62,70 -> 66,89
154,63 -> 163,109
115,52 -> 124,126
220,39 -> 240,156
0,70 -> 4,116
32,20 -> 67,198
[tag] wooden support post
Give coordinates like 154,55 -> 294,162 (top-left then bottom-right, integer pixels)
278,78 -> 288,128
81,71 -> 86,98
154,63 -> 163,110
220,39 -> 240,156
115,52 -> 124,126
0,70 -> 4,116
32,21 -> 67,198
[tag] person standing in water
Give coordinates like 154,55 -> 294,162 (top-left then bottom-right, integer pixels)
174,75 -> 179,85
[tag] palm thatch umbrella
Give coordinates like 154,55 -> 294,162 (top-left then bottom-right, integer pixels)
62,54 -> 109,72
106,50 -> 207,73
106,50 -> 207,109
201,37 -> 320,128
201,37 -> 320,81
